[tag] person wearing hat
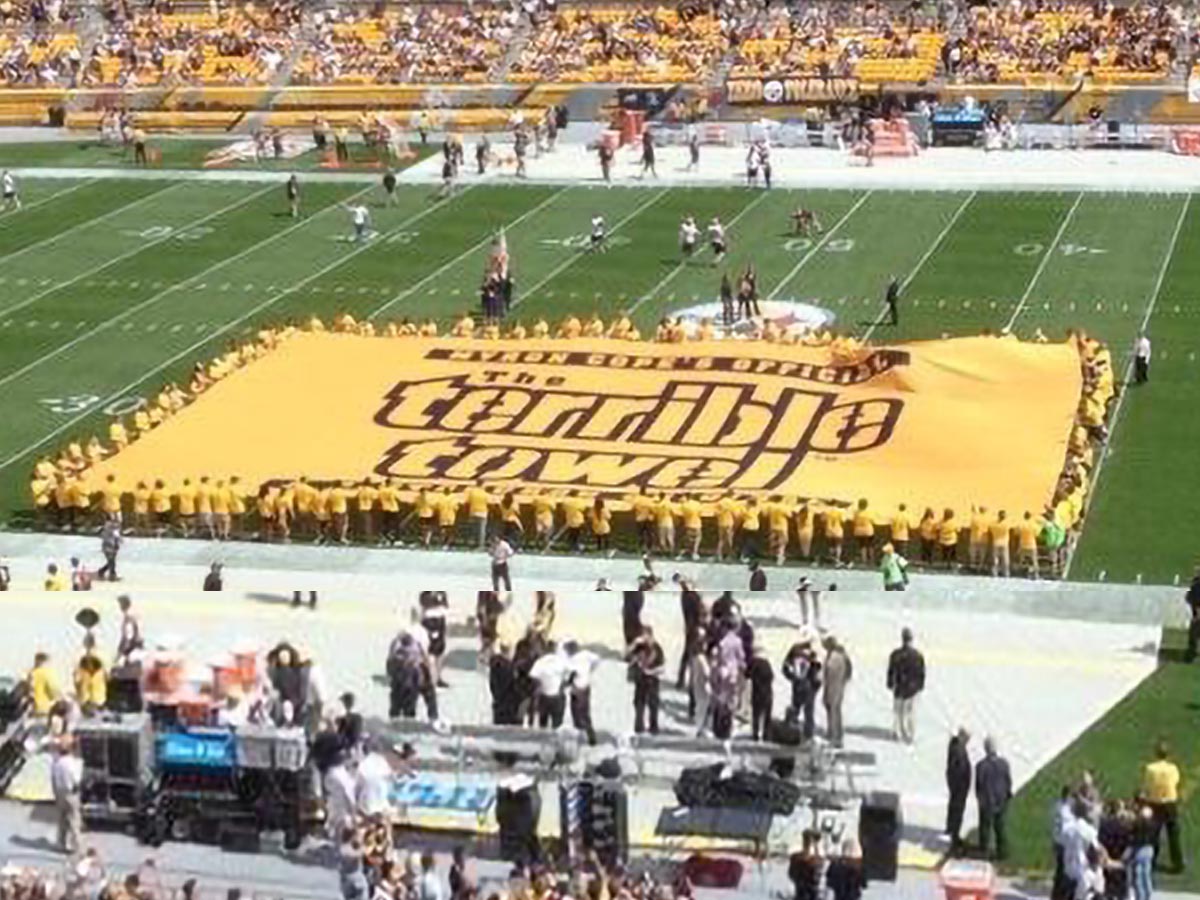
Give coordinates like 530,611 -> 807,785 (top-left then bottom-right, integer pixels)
880,543 -> 909,591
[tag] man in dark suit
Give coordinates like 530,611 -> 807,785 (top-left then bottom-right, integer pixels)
975,736 -> 1013,860
886,627 -> 925,743
748,560 -> 767,591
885,276 -> 901,325
1185,567 -> 1200,662
945,728 -> 972,854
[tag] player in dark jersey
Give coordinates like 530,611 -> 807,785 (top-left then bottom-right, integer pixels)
382,168 -> 398,206
285,174 -> 300,218
598,142 -> 613,185
641,129 -> 657,178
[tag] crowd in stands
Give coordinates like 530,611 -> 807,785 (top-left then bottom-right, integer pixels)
944,0 -> 1180,83
509,3 -> 748,84
294,4 -> 516,84
83,1 -> 298,86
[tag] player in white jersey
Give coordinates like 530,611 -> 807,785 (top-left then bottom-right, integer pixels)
707,217 -> 727,264
589,214 -> 607,252
346,203 -> 371,243
2,171 -> 19,211
679,216 -> 699,258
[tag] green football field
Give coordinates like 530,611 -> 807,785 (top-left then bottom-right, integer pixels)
0,174 -> 1193,584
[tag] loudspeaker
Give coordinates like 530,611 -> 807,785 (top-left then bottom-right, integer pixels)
107,666 -> 143,714
858,791 -> 901,882
496,782 -> 541,863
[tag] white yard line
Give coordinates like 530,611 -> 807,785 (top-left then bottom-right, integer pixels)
0,179 -> 93,217
861,190 -> 976,342
1003,191 -> 1084,333
0,184 -> 273,321
624,189 -> 770,317
0,188 -> 473,475
508,187 -> 670,310
368,185 -> 571,320
765,190 -> 873,302
0,182 -> 181,279
1062,192 -> 1192,580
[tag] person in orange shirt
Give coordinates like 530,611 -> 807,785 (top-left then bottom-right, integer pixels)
415,486 -> 436,548
176,478 -> 197,538
465,480 -> 491,549
590,495 -> 612,555
149,479 -> 170,536
356,480 -> 378,542
989,510 -> 1012,578
98,474 -> 123,525
968,505 -> 991,572
714,493 -> 738,561
795,501 -> 815,560
917,507 -> 938,565
852,498 -> 875,565
822,505 -> 846,566
195,476 -> 215,540
132,481 -> 151,534
292,476 -> 315,539
313,485 -> 332,542
211,479 -> 232,541
257,486 -> 277,542
890,503 -> 912,560
680,494 -> 703,560
938,508 -> 960,569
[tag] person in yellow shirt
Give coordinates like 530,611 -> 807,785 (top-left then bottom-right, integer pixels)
822,505 -> 846,566
415,486 -> 436,547
257,486 -> 277,542
740,497 -> 761,560
30,474 -> 52,529
590,496 -> 612,554
654,493 -> 677,556
917,507 -> 938,565
1016,511 -> 1040,578
557,315 -> 582,339
108,418 -> 129,450
1141,741 -> 1183,872
560,491 -> 588,552
532,318 -> 550,339
765,495 -> 791,565
149,479 -> 170,536
52,475 -> 71,531
938,508 -> 960,569
378,480 -> 400,545
795,501 -> 815,560
329,482 -> 351,544
715,493 -> 738,561
312,486 -> 332,543
293,476 -> 315,538
211,478 -> 232,541
74,637 -> 107,714
28,652 -> 60,716
451,313 -> 476,338
132,481 -> 151,534
532,491 -> 555,550
629,487 -> 655,554
465,480 -> 491,549
195,476 -> 215,540
419,319 -> 438,337
890,503 -> 912,560
498,491 -> 524,546
608,315 -> 632,340
68,477 -> 90,529
989,510 -> 1012,578
583,315 -> 605,338
680,494 -> 704,560
43,563 -> 67,592
228,476 -> 247,537
437,487 -> 460,548
851,498 -> 875,565
356,480 -> 378,542
968,505 -> 991,572
275,485 -> 293,542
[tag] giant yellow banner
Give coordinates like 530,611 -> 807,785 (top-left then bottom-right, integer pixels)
89,333 -> 1082,515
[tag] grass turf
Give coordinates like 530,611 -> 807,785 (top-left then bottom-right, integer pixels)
1004,628 -> 1200,891
0,177 -> 1194,583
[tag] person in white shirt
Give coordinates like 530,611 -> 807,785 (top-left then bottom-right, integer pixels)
347,204 -> 371,243
1061,799 -> 1099,900
355,740 -> 394,820
324,759 -> 359,837
1134,333 -> 1151,384
679,216 -> 698,259
528,644 -> 568,728
708,217 -> 727,264
2,171 -> 19,212
51,740 -> 83,853
417,852 -> 442,900
490,535 -> 514,592
589,214 -> 607,253
564,640 -> 599,745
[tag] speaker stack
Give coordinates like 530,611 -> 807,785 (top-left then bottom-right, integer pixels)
77,714 -> 154,821
496,776 -> 542,863
560,780 -> 629,866
857,791 -> 901,882
674,763 -> 801,816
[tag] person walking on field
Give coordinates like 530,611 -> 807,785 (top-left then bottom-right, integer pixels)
1141,740 -> 1183,873
886,627 -> 925,744
1134,333 -> 1152,384
975,736 -> 1012,860
822,636 -> 852,748
880,542 -> 908,591
51,739 -> 83,853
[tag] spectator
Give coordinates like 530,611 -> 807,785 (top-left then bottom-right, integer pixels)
1141,740 -> 1183,873
203,561 -> 223,590
825,839 -> 867,900
822,635 -> 851,748
50,738 -> 83,854
975,736 -> 1013,860
945,728 -> 972,854
98,518 -> 121,581
886,627 -> 925,744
